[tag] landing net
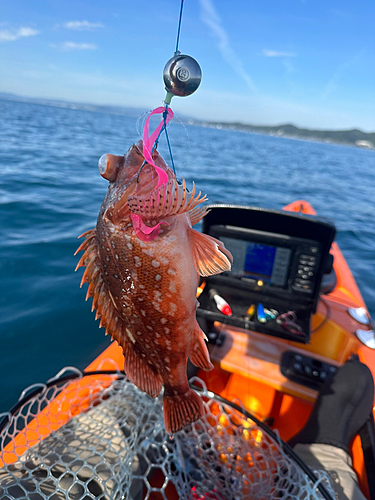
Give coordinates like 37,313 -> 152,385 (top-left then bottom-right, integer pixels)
0,367 -> 335,500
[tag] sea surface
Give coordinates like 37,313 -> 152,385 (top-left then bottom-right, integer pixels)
0,98 -> 374,413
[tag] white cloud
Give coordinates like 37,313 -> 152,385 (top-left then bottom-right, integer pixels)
263,49 -> 297,58
51,42 -> 98,51
0,27 -> 39,42
198,0 -> 257,93
63,21 -> 104,30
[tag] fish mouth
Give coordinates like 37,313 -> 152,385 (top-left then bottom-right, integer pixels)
127,141 -> 173,197
111,165 -> 161,221
111,145 -> 173,225
136,163 -> 172,196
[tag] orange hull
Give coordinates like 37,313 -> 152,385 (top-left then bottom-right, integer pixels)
1,200 -> 374,499
84,200 -> 375,498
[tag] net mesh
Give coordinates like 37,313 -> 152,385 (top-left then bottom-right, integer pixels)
0,367 -> 335,500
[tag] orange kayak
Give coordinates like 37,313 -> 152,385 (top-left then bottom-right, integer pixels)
1,200 -> 374,500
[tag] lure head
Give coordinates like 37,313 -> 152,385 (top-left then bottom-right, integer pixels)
163,53 -> 202,97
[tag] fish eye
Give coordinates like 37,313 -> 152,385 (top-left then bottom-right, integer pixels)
98,153 -> 121,181
98,154 -> 108,175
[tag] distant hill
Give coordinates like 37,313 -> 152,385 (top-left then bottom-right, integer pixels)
193,120 -> 375,150
1,92 -> 373,150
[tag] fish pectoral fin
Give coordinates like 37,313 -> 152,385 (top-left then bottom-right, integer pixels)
163,389 -> 204,434
122,341 -> 162,398
189,324 -> 214,371
189,228 -> 233,277
189,206 -> 210,226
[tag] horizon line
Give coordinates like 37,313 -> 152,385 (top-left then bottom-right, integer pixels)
0,91 -> 373,136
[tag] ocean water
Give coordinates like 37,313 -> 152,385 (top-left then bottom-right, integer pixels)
0,99 -> 374,413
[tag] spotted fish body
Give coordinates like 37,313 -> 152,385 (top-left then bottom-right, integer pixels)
76,141 -> 232,433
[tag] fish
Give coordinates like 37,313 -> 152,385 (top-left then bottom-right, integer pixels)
75,140 -> 232,434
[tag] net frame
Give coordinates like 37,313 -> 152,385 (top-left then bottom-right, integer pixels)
0,366 -> 336,500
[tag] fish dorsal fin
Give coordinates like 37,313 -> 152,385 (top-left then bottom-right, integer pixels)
188,228 -> 233,277
127,177 -> 207,222
75,229 -> 125,340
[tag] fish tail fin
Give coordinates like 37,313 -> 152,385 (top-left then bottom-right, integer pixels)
163,389 -> 204,435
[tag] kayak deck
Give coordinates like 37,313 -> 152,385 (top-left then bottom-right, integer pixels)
82,200 -> 375,497
1,200 -> 374,500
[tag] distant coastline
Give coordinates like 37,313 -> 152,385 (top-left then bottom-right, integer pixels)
1,92 -> 374,150
189,120 -> 375,151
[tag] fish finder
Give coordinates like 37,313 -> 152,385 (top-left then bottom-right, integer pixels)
197,205 -> 336,343
223,236 -> 293,288
212,226 -> 322,297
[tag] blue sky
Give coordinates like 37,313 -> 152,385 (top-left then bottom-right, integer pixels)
1,0 -> 374,130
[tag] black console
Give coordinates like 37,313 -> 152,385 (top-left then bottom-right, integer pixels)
197,205 -> 336,343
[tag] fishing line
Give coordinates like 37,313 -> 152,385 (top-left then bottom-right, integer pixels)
145,0 -> 186,182
163,110 -> 178,180
173,115 -> 191,176
136,106 -> 178,183
137,0 -> 201,189
136,111 -> 151,139
174,0 -> 185,55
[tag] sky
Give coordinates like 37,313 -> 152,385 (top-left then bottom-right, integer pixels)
1,0 -> 374,131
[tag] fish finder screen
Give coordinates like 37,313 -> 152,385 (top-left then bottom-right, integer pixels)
221,237 -> 292,287
244,243 -> 276,278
